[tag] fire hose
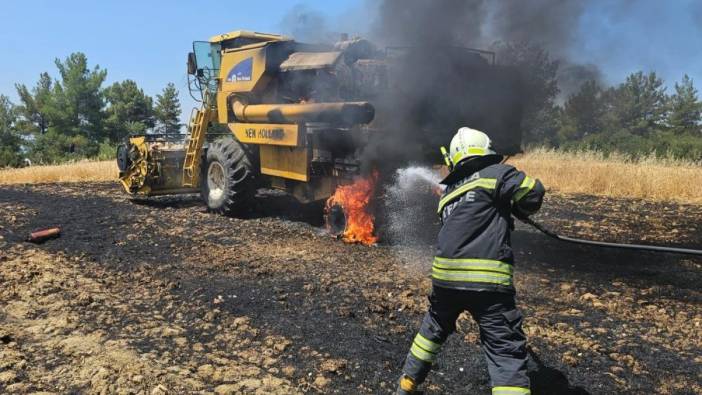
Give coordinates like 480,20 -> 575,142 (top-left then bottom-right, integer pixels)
522,217 -> 702,257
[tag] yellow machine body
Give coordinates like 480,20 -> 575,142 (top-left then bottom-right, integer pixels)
229,122 -> 309,182
260,145 -> 309,182
118,30 -> 376,203
228,123 -> 302,147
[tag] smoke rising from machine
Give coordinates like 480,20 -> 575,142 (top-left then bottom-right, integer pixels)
371,0 -> 604,98
350,0 -> 613,172
278,1 -> 610,165
276,0 -> 617,246
364,0 -> 606,248
279,5 -> 334,44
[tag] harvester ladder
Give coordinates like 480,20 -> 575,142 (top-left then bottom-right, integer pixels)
182,104 -> 212,187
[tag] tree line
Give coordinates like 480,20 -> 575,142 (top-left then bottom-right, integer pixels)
494,42 -> 702,160
0,52 -> 182,167
2,46 -> 702,168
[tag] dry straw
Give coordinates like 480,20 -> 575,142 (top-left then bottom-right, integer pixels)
1,150 -> 700,203
509,148 -> 702,204
0,160 -> 117,185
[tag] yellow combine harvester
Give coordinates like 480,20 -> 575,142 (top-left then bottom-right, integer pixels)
118,31 -> 376,215
117,30 -> 524,228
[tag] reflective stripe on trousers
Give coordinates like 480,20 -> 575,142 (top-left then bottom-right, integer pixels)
492,386 -> 531,395
432,257 -> 513,286
409,333 -> 442,363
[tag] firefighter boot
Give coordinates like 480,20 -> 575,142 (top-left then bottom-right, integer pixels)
396,375 -> 421,395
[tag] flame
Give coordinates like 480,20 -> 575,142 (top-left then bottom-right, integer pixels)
326,171 -> 379,245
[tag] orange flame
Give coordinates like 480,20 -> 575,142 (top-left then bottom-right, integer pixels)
326,171 -> 379,245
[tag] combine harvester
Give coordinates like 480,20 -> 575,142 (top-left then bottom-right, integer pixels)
116,30 -> 523,243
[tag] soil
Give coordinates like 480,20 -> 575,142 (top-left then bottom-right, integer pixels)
0,182 -> 700,394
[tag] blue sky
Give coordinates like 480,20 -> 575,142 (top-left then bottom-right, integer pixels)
573,1 -> 702,87
0,0 -> 360,122
1,1 -> 700,124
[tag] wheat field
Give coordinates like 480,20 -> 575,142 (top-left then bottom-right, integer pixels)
0,151 -> 700,203
0,160 -> 118,185
509,148 -> 702,204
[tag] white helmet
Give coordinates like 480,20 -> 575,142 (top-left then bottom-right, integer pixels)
448,127 -> 496,166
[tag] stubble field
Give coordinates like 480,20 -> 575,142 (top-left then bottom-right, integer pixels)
0,153 -> 701,394
0,178 -> 702,394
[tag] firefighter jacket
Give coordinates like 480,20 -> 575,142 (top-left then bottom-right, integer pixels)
434,158 -> 545,293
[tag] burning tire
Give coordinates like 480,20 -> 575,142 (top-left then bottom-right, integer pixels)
202,137 -> 256,214
326,203 -> 348,237
324,172 -> 379,245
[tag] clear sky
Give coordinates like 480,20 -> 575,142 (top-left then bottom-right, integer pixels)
1,1 -> 700,124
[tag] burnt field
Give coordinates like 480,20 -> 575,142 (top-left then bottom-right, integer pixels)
0,182 -> 701,394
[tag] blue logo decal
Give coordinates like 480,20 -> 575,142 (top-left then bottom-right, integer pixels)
226,57 -> 253,82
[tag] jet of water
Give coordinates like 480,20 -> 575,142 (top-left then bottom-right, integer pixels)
382,166 -> 444,266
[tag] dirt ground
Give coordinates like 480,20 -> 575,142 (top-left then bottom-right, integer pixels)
0,182 -> 700,394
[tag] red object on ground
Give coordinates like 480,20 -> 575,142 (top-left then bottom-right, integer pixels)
27,227 -> 61,243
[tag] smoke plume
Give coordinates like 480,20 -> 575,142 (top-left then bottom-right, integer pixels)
277,1 -> 616,170
279,4 -> 334,44
371,0 -> 603,99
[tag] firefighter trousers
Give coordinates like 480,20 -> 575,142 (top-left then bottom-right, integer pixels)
401,286 -> 530,394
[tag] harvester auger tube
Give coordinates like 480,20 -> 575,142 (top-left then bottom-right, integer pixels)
232,100 -> 375,125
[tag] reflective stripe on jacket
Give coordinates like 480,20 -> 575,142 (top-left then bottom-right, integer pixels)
434,163 -> 545,293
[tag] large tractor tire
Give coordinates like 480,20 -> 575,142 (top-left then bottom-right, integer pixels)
202,137 -> 256,214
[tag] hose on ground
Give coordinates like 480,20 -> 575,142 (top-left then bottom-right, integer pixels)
523,217 -> 702,257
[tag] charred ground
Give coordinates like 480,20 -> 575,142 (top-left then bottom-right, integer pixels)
0,182 -> 700,394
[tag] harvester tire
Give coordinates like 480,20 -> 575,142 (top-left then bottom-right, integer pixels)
202,137 -> 256,214
116,143 -> 130,172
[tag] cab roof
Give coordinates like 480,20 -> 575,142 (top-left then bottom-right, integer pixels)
209,30 -> 290,44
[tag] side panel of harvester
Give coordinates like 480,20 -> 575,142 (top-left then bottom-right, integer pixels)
215,40 -> 305,182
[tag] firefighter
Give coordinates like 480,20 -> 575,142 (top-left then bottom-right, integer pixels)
397,127 -> 545,395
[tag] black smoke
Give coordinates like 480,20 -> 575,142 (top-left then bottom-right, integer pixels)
557,62 -> 603,101
371,0 -> 604,102
279,4 -> 334,44
277,1 -> 611,169
486,0 -> 586,57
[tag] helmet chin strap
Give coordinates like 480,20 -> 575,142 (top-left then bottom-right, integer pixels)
440,146 -> 454,171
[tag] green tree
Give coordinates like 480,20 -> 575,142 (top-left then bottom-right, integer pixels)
27,53 -> 108,161
559,80 -> 604,141
668,74 -> 701,135
104,80 -> 154,142
609,71 -> 668,137
15,72 -> 53,136
154,83 -> 182,134
47,53 -> 107,140
492,41 -> 560,145
0,95 -> 23,167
